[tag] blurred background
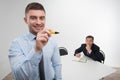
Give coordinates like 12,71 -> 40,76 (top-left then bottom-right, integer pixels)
0,0 -> 120,79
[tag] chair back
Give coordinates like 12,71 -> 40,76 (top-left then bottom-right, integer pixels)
59,47 -> 68,56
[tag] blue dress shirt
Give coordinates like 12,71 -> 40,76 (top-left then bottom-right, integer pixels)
9,33 -> 62,80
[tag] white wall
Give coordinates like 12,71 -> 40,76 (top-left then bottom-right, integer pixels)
45,0 -> 120,67
0,0 -> 120,79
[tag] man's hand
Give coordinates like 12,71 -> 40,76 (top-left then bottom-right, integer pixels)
75,53 -> 81,58
35,29 -> 51,52
86,44 -> 92,53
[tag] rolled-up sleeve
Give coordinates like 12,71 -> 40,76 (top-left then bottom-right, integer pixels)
9,39 -> 42,79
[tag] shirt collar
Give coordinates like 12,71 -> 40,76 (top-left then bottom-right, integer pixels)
27,32 -> 36,41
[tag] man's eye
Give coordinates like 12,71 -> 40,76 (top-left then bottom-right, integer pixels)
40,16 -> 45,20
30,17 -> 36,20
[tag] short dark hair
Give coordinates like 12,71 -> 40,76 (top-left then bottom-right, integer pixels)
25,2 -> 45,15
86,35 -> 94,40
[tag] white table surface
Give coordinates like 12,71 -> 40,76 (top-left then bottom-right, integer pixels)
61,55 -> 116,80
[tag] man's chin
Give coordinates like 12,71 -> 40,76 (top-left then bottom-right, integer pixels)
35,29 -> 43,33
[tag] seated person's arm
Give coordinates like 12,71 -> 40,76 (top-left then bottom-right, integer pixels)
92,45 -> 104,62
95,47 -> 104,62
74,44 -> 84,57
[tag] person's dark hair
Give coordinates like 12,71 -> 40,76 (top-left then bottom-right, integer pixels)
86,35 -> 94,40
25,2 -> 45,15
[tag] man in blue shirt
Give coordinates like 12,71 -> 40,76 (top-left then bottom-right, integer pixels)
9,2 -> 62,80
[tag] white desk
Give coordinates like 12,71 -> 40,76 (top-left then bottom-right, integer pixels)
61,55 -> 116,80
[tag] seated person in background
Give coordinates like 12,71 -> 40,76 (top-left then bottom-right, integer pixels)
74,35 -> 104,63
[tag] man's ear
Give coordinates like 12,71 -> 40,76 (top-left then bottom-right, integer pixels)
24,17 -> 27,24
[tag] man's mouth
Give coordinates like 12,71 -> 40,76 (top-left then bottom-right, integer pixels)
33,26 -> 43,30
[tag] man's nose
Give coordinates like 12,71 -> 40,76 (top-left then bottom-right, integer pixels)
36,19 -> 42,24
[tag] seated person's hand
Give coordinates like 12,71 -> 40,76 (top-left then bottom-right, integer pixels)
75,53 -> 81,58
86,44 -> 91,51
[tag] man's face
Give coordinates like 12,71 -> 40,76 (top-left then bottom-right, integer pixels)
85,38 -> 93,46
24,10 -> 45,35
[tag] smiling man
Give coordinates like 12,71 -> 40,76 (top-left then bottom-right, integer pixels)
9,2 -> 62,80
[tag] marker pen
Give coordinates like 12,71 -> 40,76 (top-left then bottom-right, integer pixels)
50,30 -> 59,34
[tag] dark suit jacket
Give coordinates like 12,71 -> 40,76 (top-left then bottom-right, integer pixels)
74,44 -> 104,62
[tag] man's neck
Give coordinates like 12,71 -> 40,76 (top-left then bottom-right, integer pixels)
30,31 -> 37,36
